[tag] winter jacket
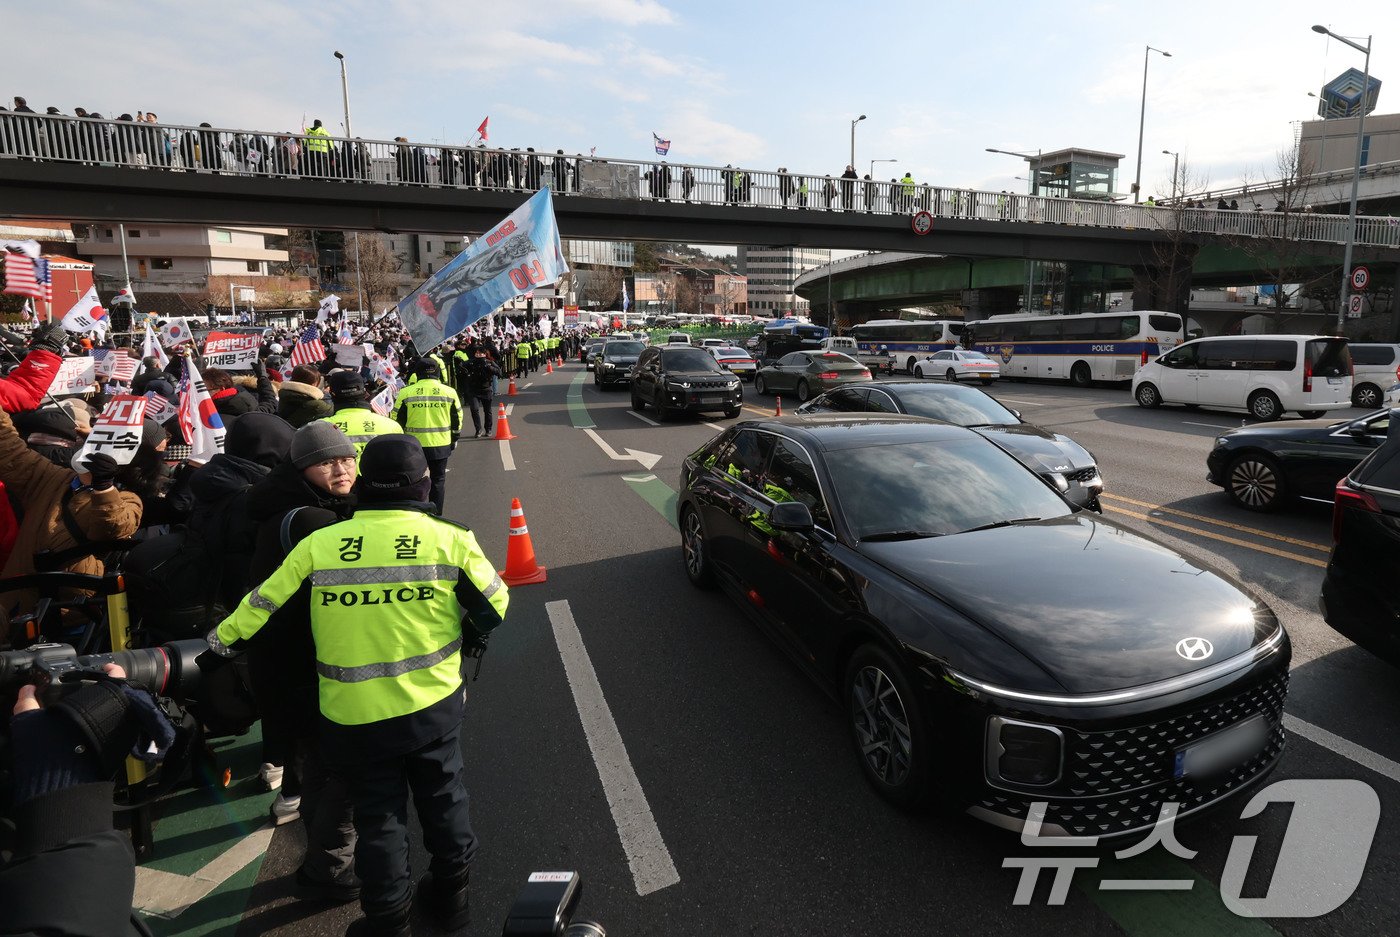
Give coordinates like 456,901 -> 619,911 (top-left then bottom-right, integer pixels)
275,380 -> 333,428
0,350 -> 62,414
0,409 -> 143,625
186,453 -> 271,611
212,373 -> 278,425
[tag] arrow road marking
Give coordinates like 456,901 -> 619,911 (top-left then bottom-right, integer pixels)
583,427 -> 662,471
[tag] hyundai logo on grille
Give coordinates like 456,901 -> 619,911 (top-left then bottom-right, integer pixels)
1176,637 -> 1214,661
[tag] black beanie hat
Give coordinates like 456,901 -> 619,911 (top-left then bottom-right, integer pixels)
357,435 -> 430,503
225,412 -> 295,469
328,370 -> 367,400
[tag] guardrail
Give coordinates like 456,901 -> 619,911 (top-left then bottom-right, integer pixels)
2,112 -> 1398,250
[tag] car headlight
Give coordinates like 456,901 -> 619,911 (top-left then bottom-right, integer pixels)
986,717 -> 1063,787
1047,472 -> 1070,492
603,362 -> 616,369
1214,437 -> 1229,448
727,381 -> 740,390
667,381 -> 691,390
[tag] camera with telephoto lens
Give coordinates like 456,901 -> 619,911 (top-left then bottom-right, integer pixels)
0,639 -> 207,705
502,871 -> 605,937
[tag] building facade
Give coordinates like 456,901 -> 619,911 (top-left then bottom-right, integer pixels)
75,223 -> 292,292
737,246 -> 830,316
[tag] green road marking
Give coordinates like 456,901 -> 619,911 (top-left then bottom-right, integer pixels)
624,474 -> 678,529
1080,850 -> 1280,937
140,729 -> 275,934
567,372 -> 595,428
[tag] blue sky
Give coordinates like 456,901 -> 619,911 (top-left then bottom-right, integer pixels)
10,0 -> 1398,204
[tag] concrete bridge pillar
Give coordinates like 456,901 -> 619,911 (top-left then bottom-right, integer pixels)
1130,253 -> 1194,316
959,287 -> 1022,322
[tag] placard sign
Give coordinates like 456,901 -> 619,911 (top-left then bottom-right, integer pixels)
332,343 -> 367,367
202,331 -> 262,369
49,357 -> 97,396
77,395 -> 149,466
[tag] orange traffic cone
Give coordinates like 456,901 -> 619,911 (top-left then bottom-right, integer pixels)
507,376 -> 518,396
495,402 -> 518,440
499,498 -> 547,585
775,396 -> 782,416
545,359 -> 554,374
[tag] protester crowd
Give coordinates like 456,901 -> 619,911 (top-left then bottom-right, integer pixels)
0,302 -> 593,935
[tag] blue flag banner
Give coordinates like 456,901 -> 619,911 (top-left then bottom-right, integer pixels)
397,187 -> 569,353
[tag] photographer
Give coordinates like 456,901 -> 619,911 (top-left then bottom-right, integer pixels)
0,661 -> 174,936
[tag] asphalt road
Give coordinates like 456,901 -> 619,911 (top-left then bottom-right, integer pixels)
148,365 -> 1400,937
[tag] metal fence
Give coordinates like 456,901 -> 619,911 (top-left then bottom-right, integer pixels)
3,111 -> 1398,250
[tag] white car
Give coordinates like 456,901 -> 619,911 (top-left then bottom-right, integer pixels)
700,338 -> 728,348
914,349 -> 1000,383
708,345 -> 758,380
1385,383 -> 1400,408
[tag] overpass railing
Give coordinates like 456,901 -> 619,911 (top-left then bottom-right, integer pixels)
2,111 -> 1398,250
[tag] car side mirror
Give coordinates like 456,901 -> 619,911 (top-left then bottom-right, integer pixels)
768,500 -> 815,532
1009,409 -> 1021,420
1348,424 -> 1369,438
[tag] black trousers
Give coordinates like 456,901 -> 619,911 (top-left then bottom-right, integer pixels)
469,394 -> 494,435
427,456 -> 449,514
342,725 -> 476,915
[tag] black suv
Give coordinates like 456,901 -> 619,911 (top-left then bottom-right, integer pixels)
631,345 -> 743,419
595,340 -> 646,389
1321,411 -> 1400,666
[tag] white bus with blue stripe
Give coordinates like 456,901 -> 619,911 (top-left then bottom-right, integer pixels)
968,311 -> 1184,386
848,319 -> 966,375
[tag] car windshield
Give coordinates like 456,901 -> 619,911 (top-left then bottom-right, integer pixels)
825,437 -> 1071,540
960,351 -> 993,361
893,385 -> 1019,425
606,341 -> 645,356
664,348 -> 724,371
816,352 -> 861,368
715,348 -> 750,358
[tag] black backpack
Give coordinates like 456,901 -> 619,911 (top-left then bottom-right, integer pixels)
122,523 -> 230,645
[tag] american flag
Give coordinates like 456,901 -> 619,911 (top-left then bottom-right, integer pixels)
289,324 -> 327,367
2,250 -> 43,299
34,258 -> 52,303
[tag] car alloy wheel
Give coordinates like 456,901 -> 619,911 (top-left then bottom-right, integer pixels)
844,645 -> 929,810
680,507 -> 714,588
945,368 -> 957,383
654,391 -> 672,421
797,380 -> 811,402
913,363 -> 925,378
1227,454 -> 1285,511
1249,391 -> 1282,422
755,374 -> 768,395
1353,383 -> 1381,409
1135,382 -> 1161,408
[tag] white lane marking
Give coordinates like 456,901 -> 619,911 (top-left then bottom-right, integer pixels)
524,382 -> 534,389
988,396 -> 1044,406
622,474 -> 658,482
499,439 -> 516,471
545,600 -> 680,896
1182,421 -> 1233,429
626,409 -> 660,427
703,422 -> 726,432
582,427 -> 662,470
134,824 -> 275,918
1284,714 -> 1400,785
506,403 -> 515,416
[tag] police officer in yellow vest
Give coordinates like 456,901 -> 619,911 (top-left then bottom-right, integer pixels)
304,118 -> 332,177
392,358 -> 461,514
214,435 -> 507,936
321,370 -> 403,461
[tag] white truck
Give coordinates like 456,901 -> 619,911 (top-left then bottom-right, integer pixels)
819,336 -> 894,375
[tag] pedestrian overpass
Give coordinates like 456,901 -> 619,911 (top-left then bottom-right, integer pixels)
3,113 -> 1399,268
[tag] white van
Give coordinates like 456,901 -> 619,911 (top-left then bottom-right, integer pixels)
1346,343 -> 1400,409
1132,335 -> 1352,421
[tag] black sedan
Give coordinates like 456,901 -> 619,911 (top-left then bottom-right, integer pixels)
679,415 -> 1289,838
1207,409 -> 1392,511
594,340 -> 645,388
798,381 -> 1103,509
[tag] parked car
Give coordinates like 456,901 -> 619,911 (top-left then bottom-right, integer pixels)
666,332 -> 693,345
1321,416 -> 1400,665
819,336 -> 894,375
1207,408 -> 1392,511
753,351 -> 871,402
708,345 -> 759,381
797,381 -> 1102,508
913,349 -> 1001,383
1133,335 -> 1352,421
701,338 -> 728,348
1346,343 -> 1400,409
679,415 -> 1290,835
594,340 -> 646,389
630,344 -> 743,419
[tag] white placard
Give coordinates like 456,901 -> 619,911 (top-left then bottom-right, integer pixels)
49,357 -> 97,396
76,395 -> 148,466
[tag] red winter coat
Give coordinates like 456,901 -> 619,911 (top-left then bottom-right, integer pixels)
0,350 -> 62,413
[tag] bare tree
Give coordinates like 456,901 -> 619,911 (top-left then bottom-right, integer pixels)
673,276 -> 698,315
652,273 -> 675,313
348,234 -> 407,310
579,267 -> 624,308
1138,158 -> 1211,324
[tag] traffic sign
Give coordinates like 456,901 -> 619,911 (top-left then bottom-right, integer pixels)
1348,294 -> 1364,318
911,211 -> 933,235
1351,266 -> 1370,291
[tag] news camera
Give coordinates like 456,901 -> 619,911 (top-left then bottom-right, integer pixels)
502,871 -> 605,937
0,638 -> 207,705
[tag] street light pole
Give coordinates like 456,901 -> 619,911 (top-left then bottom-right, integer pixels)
1133,45 -> 1172,204
849,114 -> 866,169
985,147 -> 1040,194
334,50 -> 366,313
1312,25 -> 1372,334
1162,149 -> 1180,202
869,158 -> 896,179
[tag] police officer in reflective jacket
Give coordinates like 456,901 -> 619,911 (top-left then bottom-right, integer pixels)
214,435 -> 508,936
391,358 -> 462,514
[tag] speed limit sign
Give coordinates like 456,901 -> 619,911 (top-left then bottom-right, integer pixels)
1351,266 -> 1370,291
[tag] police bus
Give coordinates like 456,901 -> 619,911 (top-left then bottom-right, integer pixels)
848,319 -> 966,374
967,311 -> 1184,386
